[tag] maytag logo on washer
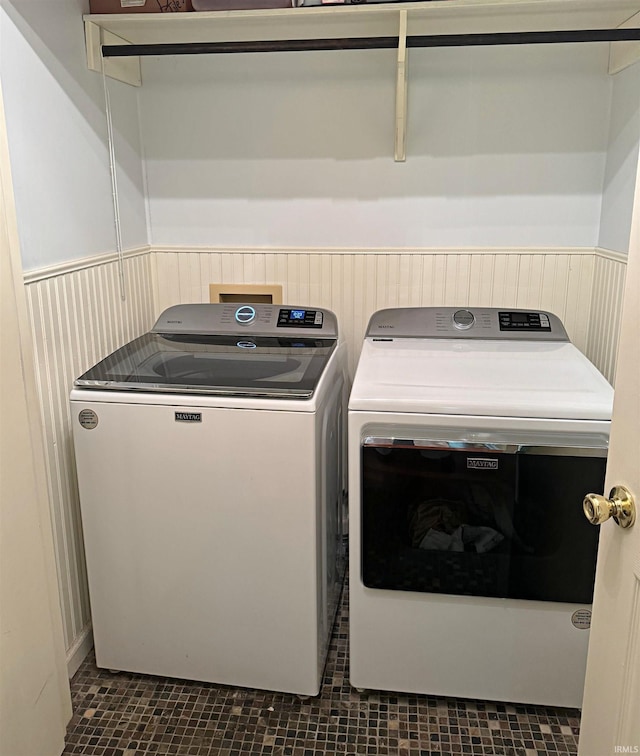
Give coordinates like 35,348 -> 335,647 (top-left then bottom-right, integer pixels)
175,412 -> 202,423
467,458 -> 499,470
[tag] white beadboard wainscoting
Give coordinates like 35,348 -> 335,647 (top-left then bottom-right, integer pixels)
153,246 -> 625,380
586,250 -> 629,386
23,249 -> 156,676
23,245 -> 626,672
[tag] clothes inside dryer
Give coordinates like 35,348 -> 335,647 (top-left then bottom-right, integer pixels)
361,441 -> 604,604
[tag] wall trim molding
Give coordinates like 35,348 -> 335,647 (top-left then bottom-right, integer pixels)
21,245 -> 627,287
151,245 -> 601,257
594,246 -> 629,264
66,622 -> 93,680
23,246 -> 150,284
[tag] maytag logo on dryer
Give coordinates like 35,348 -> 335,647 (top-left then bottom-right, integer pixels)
467,458 -> 499,470
175,412 -> 202,423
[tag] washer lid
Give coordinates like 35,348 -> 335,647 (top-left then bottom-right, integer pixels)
75,333 -> 336,398
349,338 -> 613,421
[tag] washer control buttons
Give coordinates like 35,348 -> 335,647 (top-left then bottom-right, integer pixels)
235,305 -> 256,325
277,309 -> 324,328
452,309 -> 475,330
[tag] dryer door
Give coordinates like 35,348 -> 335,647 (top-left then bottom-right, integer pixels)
360,436 -> 606,604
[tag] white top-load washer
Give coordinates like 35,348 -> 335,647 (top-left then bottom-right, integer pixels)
348,307 -> 613,707
71,303 -> 347,696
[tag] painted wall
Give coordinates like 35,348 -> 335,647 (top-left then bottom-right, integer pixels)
0,4 -> 626,263
599,61 -> 640,254
140,43 -> 612,249
0,0 -> 147,271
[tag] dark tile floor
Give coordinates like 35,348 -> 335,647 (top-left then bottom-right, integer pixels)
64,582 -> 580,756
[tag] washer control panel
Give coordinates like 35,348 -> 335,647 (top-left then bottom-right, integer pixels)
151,303 -> 338,338
366,307 -> 568,341
235,305 -> 257,325
277,308 -> 324,328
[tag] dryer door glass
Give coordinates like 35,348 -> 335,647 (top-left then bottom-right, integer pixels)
361,439 -> 605,603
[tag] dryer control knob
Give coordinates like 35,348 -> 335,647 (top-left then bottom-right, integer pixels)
452,309 -> 475,330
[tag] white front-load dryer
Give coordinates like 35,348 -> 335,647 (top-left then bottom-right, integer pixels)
348,307 -> 613,707
71,303 -> 347,696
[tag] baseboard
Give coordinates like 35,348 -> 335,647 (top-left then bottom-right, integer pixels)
66,623 -> 93,679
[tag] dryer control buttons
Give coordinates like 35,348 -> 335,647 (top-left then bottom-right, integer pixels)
452,309 -> 475,330
235,305 -> 256,325
498,311 -> 551,331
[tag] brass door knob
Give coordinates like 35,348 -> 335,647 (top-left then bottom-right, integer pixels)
583,486 -> 636,529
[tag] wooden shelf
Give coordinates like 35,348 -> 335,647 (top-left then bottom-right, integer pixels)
84,0 -> 640,159
86,0 -> 640,45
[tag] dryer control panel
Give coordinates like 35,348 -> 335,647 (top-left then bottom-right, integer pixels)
366,307 -> 568,341
498,311 -> 551,332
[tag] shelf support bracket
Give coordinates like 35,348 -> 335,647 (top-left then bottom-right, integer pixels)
85,20 -> 142,87
609,12 -> 640,73
394,10 -> 408,163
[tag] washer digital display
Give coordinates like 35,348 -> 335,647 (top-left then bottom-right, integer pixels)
278,309 -> 324,328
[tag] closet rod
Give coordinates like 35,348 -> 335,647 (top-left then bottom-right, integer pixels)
102,27 -> 640,57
